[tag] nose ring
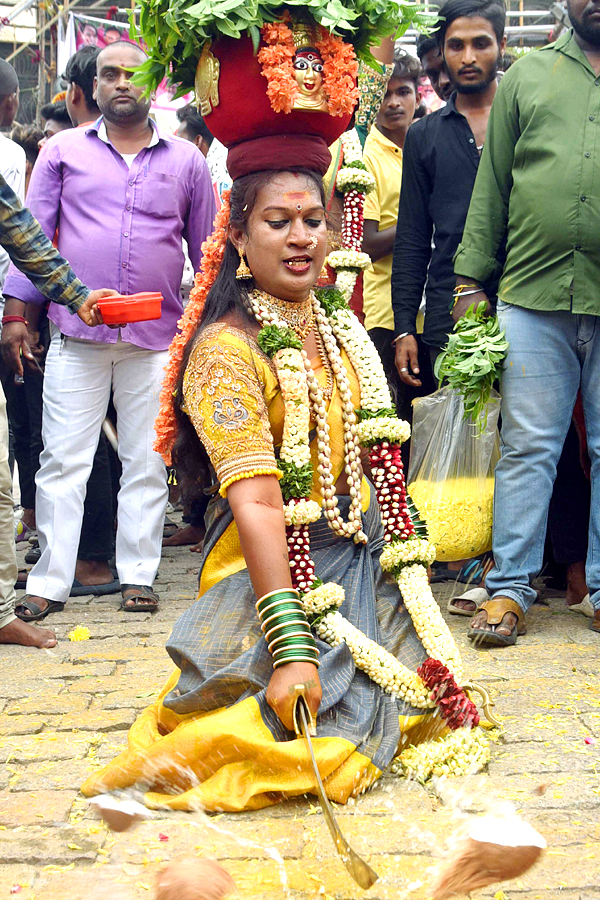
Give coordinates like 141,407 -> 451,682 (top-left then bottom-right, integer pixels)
306,235 -> 318,251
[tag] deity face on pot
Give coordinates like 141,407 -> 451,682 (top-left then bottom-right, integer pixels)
293,48 -> 329,112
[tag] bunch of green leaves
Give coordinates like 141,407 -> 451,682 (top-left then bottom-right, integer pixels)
405,495 -> 428,539
315,285 -> 348,315
435,302 -> 508,430
356,407 -> 397,421
278,459 -> 313,500
130,0 -> 438,95
257,324 -> 302,357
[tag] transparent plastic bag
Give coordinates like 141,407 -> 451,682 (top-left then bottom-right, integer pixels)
407,387 -> 500,562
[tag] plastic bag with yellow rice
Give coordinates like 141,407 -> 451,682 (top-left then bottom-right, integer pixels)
407,388 -> 500,562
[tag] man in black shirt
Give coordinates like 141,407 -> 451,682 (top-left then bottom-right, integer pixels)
391,0 -> 506,387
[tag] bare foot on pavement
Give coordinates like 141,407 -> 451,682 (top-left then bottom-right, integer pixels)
0,618 -> 56,648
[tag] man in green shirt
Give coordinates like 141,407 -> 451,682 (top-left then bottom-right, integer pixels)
453,0 -> 600,643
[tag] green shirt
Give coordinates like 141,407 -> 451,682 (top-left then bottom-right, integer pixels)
454,30 -> 600,315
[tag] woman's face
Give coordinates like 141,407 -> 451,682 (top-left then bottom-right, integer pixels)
233,173 -> 327,303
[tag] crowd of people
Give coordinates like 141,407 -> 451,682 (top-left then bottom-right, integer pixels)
0,0 -> 597,818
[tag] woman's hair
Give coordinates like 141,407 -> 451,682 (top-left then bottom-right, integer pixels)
172,167 -> 325,493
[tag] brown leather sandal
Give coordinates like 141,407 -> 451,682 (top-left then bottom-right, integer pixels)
468,597 -> 527,647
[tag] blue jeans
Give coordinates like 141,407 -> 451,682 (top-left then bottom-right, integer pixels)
486,302 -> 600,613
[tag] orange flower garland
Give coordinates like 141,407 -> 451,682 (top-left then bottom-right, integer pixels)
257,21 -> 298,113
154,190 -> 232,463
258,20 -> 359,117
316,32 -> 359,117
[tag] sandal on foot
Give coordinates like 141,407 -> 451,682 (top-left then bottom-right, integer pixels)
590,611 -> 600,633
15,596 -> 65,622
431,553 -> 494,585
120,584 -> 159,613
468,597 -> 527,647
567,594 -> 595,618
14,569 -> 29,591
70,577 -> 121,598
447,587 -> 489,617
25,543 -> 41,565
163,516 -> 178,539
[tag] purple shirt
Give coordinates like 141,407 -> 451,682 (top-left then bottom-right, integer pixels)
3,119 -> 216,350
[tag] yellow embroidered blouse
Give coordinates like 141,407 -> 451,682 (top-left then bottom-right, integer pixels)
182,322 -> 361,500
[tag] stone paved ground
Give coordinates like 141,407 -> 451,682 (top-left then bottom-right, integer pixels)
1,533 -> 599,900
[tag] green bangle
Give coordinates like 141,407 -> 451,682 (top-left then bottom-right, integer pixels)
258,598 -> 304,619
268,631 -> 313,652
262,612 -> 307,631
256,588 -> 300,612
272,640 -> 318,657
265,621 -> 312,640
261,607 -> 306,629
269,631 -> 316,650
273,654 -> 320,670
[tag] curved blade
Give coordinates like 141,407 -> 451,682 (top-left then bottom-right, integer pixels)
293,690 -> 378,890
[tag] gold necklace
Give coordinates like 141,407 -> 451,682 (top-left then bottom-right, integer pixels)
251,290 -> 314,343
313,320 -> 334,402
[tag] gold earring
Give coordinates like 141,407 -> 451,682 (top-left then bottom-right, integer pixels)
236,248 -> 252,280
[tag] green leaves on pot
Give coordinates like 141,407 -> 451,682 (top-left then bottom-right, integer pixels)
130,0 -> 438,95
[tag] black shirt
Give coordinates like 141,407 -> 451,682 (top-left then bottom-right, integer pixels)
391,94 -> 496,349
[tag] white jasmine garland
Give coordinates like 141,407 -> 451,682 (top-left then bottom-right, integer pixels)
340,128 -> 362,164
327,250 -> 371,270
328,306 -> 392,412
397,564 -> 463,680
380,538 -> 436,570
316,611 -> 435,708
357,417 -> 411,446
275,347 -> 311,468
284,499 -> 322,526
333,268 -> 359,303
336,168 -> 377,192
301,582 -> 345,617
391,726 -> 491,782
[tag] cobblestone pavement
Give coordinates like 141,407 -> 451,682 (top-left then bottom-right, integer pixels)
0,532 -> 599,900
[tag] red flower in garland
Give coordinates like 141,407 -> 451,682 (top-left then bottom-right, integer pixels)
418,658 -> 480,729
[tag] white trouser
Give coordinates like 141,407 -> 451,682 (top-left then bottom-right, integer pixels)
0,383 -> 17,628
27,330 -> 169,604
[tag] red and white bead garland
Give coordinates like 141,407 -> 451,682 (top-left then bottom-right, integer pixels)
342,187 -> 366,249
286,524 -> 315,593
285,500 -> 317,594
326,129 -> 375,302
369,441 -> 415,542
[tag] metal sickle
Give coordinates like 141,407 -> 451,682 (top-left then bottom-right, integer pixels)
292,685 -> 379,890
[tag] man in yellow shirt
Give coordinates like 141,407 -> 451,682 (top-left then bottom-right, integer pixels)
362,51 -> 422,413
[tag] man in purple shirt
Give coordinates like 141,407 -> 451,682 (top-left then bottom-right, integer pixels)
2,41 -> 216,620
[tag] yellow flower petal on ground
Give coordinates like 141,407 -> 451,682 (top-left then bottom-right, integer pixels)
68,625 -> 91,642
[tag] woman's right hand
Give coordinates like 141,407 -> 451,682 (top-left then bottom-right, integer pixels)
266,661 -> 322,732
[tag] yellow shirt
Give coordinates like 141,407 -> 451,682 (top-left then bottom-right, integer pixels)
362,125 -> 403,332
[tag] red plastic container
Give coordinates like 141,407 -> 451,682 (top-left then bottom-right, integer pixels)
98,292 -> 163,325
